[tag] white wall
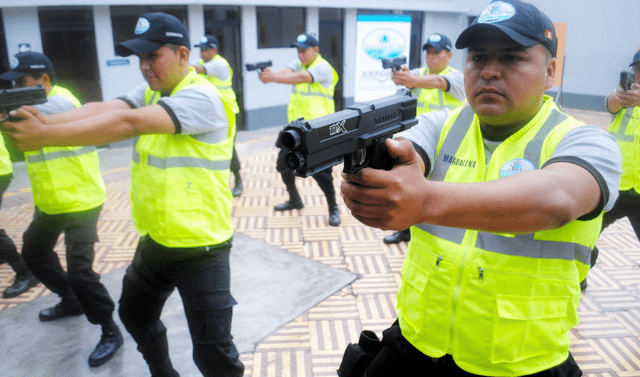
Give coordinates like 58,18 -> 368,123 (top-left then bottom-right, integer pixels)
91,6 -> 144,101
2,7 -> 42,65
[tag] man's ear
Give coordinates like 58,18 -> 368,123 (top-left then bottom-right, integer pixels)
177,45 -> 190,65
544,57 -> 557,90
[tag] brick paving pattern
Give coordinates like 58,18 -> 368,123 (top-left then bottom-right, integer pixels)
1,107 -> 640,377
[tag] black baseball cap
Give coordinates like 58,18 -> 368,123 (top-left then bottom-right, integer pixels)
195,35 -> 219,49
423,33 -> 452,52
630,50 -> 640,67
0,51 -> 55,81
456,0 -> 557,57
291,33 -> 319,49
115,12 -> 190,57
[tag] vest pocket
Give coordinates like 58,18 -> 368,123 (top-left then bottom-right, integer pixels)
156,193 -> 205,241
398,256 -> 453,350
490,294 -> 570,364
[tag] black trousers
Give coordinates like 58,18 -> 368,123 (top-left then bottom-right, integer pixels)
118,235 -> 244,377
0,174 -> 28,275
602,190 -> 640,237
362,321 -> 581,377
276,147 -> 336,204
21,205 -> 115,325
230,144 -> 241,174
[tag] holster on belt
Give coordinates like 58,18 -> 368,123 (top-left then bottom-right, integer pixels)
336,330 -> 383,377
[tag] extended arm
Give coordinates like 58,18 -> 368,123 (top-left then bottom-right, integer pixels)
391,68 -> 448,91
3,100 -> 175,151
606,83 -> 640,113
259,67 -> 313,85
341,138 -> 608,234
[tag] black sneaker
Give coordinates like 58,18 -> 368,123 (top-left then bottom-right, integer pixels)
329,207 -> 341,227
383,229 -> 411,244
39,301 -> 84,321
274,199 -> 304,211
88,321 -> 123,367
2,273 -> 39,298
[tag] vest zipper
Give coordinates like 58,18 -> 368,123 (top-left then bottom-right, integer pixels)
435,255 -> 443,269
448,233 -> 475,353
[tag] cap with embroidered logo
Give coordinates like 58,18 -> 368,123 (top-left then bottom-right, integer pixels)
290,33 -> 319,49
630,50 -> 640,68
456,0 -> 557,57
194,35 -> 219,49
0,51 -> 55,81
423,34 -> 452,52
115,12 -> 190,57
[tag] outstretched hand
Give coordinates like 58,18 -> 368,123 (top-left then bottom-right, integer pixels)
616,83 -> 640,108
340,137 -> 429,230
1,106 -> 48,151
391,68 -> 416,88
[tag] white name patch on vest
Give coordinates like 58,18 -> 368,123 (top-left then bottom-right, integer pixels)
500,158 -> 535,177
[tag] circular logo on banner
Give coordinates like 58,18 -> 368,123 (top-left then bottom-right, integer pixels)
478,1 -> 516,24
135,18 -> 151,35
362,29 -> 406,61
499,158 -> 535,178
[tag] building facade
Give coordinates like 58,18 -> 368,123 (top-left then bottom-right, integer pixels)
1,0 -> 639,131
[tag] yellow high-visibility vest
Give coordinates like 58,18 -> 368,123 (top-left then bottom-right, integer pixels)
398,98 -> 602,376
25,85 -> 105,214
287,54 -> 338,122
608,106 -> 640,193
131,69 -> 236,247
413,66 -> 465,115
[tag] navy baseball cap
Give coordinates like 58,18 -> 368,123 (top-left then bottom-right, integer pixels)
630,50 -> 640,67
456,0 -> 557,57
291,33 -> 319,49
115,12 -> 190,57
0,51 -> 55,81
423,33 -> 452,52
195,35 -> 219,49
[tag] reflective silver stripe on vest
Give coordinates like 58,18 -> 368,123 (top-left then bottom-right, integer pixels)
414,223 -> 466,244
609,108 -> 637,143
429,105 -> 475,182
428,90 -> 445,110
216,85 -> 233,90
475,231 -> 591,264
147,155 -> 231,170
131,149 -> 231,171
27,146 -> 97,163
523,109 -> 567,167
290,86 -> 334,100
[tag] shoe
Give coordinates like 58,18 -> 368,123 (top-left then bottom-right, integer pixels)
329,207 -> 341,227
274,199 -> 304,211
88,320 -> 123,367
383,229 -> 411,244
2,272 -> 39,298
232,180 -> 243,197
39,300 -> 84,321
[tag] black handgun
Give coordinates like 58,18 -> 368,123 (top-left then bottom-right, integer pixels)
0,85 -> 47,122
246,61 -> 273,73
278,88 -> 418,177
620,71 -> 635,91
381,56 -> 407,72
